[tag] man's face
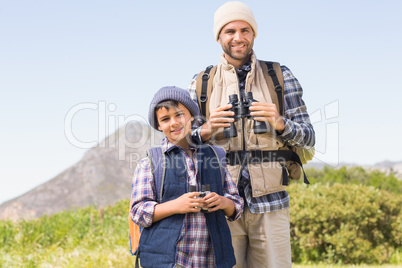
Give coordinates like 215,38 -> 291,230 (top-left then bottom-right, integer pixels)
218,20 -> 254,63
156,103 -> 193,148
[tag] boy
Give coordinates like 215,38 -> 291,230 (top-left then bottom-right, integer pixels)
130,86 -> 244,268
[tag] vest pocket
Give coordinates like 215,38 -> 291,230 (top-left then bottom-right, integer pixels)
286,161 -> 302,180
227,165 -> 241,186
249,162 -> 286,197
253,131 -> 283,150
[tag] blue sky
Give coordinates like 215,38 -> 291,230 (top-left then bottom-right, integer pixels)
1,0 -> 401,204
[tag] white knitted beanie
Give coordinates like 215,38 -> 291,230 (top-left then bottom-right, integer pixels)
213,1 -> 258,41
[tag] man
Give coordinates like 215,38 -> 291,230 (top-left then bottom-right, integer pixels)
187,1 -> 315,267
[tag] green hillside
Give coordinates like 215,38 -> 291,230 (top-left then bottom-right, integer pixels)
1,167 -> 401,267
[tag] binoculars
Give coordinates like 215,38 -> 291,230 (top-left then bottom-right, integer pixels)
223,92 -> 268,138
189,184 -> 212,212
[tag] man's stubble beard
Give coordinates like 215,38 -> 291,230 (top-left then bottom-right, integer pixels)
221,39 -> 254,62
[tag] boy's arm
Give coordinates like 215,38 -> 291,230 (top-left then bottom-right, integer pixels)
203,164 -> 244,220
132,158 -> 206,225
203,193 -> 236,217
130,158 -> 158,227
153,192 -> 204,222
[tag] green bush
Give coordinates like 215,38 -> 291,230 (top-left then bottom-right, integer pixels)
1,168 -> 401,267
305,166 -> 402,194
288,183 -> 402,264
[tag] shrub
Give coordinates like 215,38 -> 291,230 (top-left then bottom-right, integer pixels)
1,176 -> 401,266
304,166 -> 402,194
289,183 -> 402,264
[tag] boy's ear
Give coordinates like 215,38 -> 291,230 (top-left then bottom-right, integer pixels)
157,124 -> 161,131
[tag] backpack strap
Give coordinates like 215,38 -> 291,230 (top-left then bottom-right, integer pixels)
260,61 -> 285,116
196,62 -> 284,119
147,147 -> 165,202
133,147 -> 165,267
209,145 -> 227,187
135,250 -> 140,268
129,196 -> 141,256
195,65 -> 217,120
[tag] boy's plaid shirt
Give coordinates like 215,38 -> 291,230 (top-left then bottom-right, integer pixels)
130,138 -> 244,267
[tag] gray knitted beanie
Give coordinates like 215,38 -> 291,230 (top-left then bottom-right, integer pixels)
148,86 -> 200,130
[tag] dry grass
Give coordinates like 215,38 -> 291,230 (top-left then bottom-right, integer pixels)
294,265 -> 399,268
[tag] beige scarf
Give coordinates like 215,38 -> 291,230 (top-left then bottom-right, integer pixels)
209,51 -> 273,112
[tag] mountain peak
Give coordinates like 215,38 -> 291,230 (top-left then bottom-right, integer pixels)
0,122 -> 163,221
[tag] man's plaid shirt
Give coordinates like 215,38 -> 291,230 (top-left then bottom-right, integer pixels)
187,59 -> 315,214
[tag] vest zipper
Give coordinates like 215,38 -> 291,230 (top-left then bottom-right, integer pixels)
233,66 -> 247,152
241,118 -> 246,151
235,66 -> 248,185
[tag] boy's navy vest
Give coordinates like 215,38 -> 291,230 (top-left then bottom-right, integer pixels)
139,144 -> 236,268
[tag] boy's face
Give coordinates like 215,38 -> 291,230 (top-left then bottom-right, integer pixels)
156,103 -> 193,148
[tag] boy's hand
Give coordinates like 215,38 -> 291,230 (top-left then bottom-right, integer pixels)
173,192 -> 205,214
153,192 -> 206,222
202,192 -> 232,213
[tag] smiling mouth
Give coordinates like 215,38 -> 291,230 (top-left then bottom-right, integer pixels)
232,44 -> 245,48
171,127 -> 183,134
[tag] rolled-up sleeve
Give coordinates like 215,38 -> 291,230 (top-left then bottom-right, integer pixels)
279,66 -> 315,148
130,158 -> 158,227
188,74 -> 205,140
222,163 -> 244,221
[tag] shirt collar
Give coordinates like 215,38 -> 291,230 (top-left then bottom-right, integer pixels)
161,137 -> 196,153
237,60 -> 252,73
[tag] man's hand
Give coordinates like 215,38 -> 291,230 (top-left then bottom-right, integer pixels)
249,102 -> 285,133
200,104 -> 234,141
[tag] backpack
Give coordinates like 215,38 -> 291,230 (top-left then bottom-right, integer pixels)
128,145 -> 227,264
129,147 -> 164,257
194,61 -> 315,181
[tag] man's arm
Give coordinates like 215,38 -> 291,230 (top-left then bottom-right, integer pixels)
249,65 -> 315,148
187,74 -> 234,142
279,65 -> 315,148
